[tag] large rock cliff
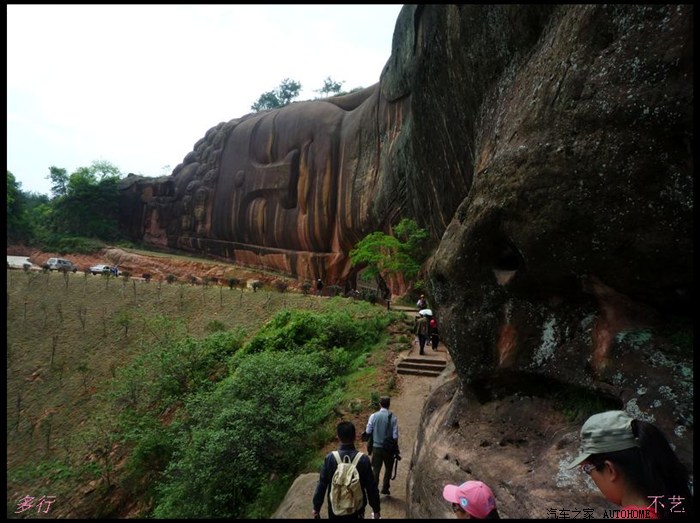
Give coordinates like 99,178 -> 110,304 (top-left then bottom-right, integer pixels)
395,4 -> 693,517
120,4 -> 692,517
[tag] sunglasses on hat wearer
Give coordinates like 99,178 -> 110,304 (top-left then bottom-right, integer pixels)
580,462 -> 598,475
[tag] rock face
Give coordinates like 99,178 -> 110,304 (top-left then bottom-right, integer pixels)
119,85 -> 412,285
398,4 -> 693,516
119,4 -> 693,517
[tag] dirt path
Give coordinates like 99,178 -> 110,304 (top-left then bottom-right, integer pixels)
377,366 -> 437,518
275,339 -> 450,519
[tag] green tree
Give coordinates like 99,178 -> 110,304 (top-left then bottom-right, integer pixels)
47,166 -> 69,198
49,160 -> 123,240
7,172 -> 50,243
89,160 -> 122,180
315,76 -> 345,97
7,171 -> 29,242
251,78 -> 302,111
349,218 -> 430,286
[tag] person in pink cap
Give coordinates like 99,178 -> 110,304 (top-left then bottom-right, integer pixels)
443,480 -> 500,519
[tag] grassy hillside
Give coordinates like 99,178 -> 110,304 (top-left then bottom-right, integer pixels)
7,268 -> 408,518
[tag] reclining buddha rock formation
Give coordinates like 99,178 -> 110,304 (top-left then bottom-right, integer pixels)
119,84 -> 416,285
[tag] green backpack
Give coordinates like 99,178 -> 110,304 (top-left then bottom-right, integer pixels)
329,451 -> 364,516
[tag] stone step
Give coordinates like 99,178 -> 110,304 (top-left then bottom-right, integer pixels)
401,358 -> 447,367
396,367 -> 444,377
396,362 -> 446,373
396,360 -> 447,377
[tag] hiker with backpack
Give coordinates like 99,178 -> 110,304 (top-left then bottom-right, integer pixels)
312,421 -> 381,519
364,396 -> 399,497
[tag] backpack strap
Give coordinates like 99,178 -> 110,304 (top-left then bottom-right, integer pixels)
350,451 -> 363,467
333,450 -> 363,467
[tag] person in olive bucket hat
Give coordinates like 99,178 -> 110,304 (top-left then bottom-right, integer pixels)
568,410 -> 693,519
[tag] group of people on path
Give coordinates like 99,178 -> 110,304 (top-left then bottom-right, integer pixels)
312,406 -> 692,518
312,396 -> 399,519
311,292 -> 692,519
413,295 -> 439,355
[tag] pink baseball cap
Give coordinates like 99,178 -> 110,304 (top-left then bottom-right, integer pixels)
443,481 -> 497,519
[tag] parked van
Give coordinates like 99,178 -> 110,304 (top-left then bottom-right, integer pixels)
46,257 -> 77,272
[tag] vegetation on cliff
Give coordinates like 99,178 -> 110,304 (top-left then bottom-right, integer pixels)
7,269 -> 403,518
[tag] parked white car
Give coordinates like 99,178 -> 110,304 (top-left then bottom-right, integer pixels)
88,264 -> 112,275
88,264 -> 122,276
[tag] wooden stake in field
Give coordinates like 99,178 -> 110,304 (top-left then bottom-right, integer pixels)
51,334 -> 58,365
78,305 -> 87,330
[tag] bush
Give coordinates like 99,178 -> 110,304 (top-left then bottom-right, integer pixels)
41,236 -> 106,254
227,277 -> 240,290
206,320 -> 226,333
327,285 -> 342,297
121,271 -> 131,279
360,289 -> 378,304
301,282 -> 312,295
142,273 -> 152,282
166,274 -> 177,284
273,281 -> 288,293
153,351 -> 335,518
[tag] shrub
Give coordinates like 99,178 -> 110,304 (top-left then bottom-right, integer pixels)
227,277 -> 240,290
301,282 -> 312,295
206,320 -> 226,333
152,351 -> 335,518
142,273 -> 152,282
273,281 -> 288,293
166,274 -> 177,284
188,275 -> 198,285
42,236 -> 106,254
121,271 -> 131,280
360,289 -> 378,304
327,285 -> 342,297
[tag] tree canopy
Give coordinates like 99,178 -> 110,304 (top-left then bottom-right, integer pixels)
349,218 -> 430,286
251,76 -> 359,111
315,76 -> 345,97
7,160 -> 125,250
250,78 -> 302,111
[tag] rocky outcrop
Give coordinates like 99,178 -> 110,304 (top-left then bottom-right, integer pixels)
120,4 -> 692,517
401,4 -> 693,515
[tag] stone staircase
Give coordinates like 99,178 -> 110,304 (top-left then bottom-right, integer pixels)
397,354 -> 448,377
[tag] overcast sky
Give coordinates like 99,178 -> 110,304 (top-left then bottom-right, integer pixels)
7,4 -> 404,196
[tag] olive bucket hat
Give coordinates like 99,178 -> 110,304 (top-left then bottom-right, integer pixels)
567,410 -> 640,469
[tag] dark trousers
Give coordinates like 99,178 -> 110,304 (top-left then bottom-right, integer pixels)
418,334 -> 428,354
431,334 -> 439,350
371,447 -> 395,493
